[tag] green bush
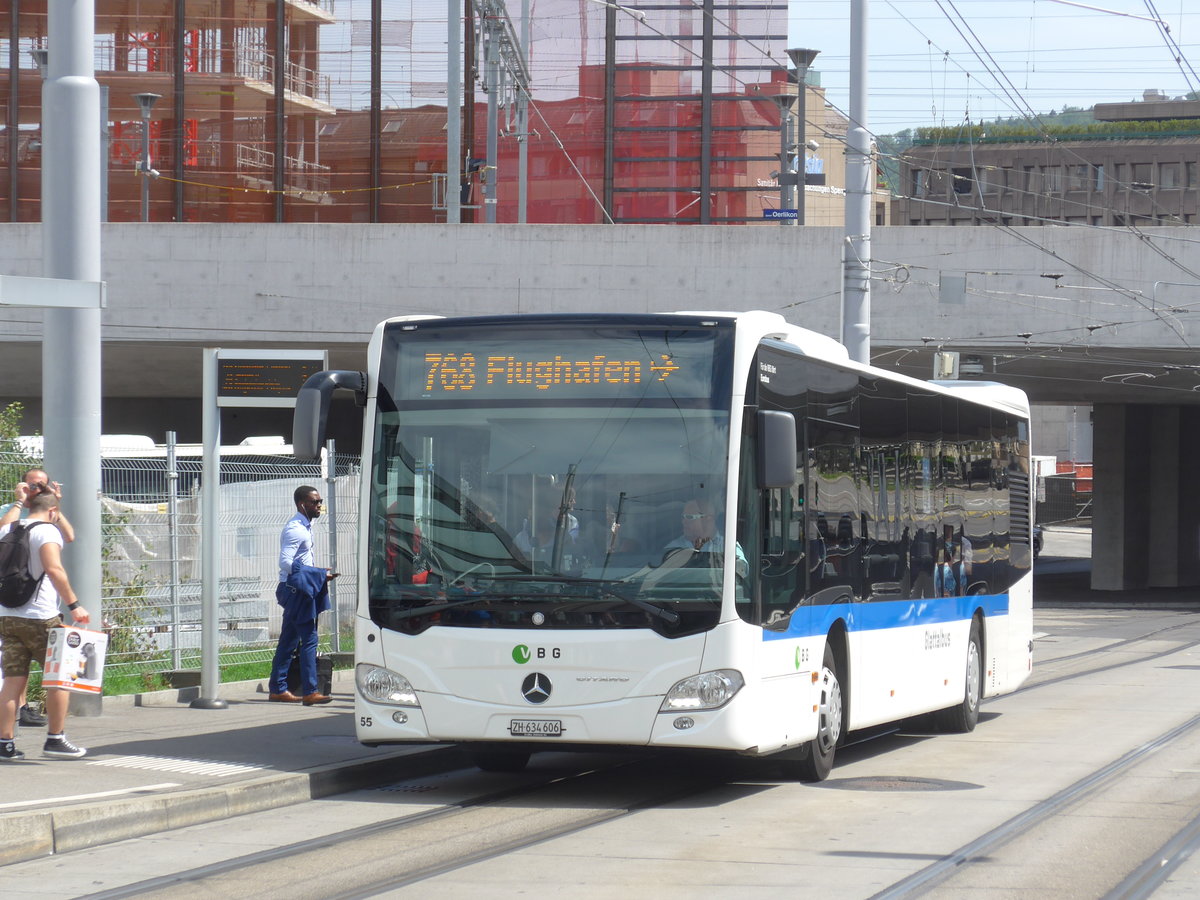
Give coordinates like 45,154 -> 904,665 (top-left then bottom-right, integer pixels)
912,119 -> 1200,146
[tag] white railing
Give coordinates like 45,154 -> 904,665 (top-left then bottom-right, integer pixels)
92,40 -> 331,106
238,47 -> 331,106
235,144 -> 332,194
295,0 -> 337,15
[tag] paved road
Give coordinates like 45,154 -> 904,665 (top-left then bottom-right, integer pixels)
5,524 -> 1200,898
7,605 -> 1200,899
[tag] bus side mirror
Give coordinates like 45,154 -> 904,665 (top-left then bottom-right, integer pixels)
757,410 -> 797,489
293,370 -> 366,460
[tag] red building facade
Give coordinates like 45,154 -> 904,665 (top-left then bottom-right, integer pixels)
3,0 -> 798,224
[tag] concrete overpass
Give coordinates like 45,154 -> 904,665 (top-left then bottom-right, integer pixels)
1,222 -> 1197,591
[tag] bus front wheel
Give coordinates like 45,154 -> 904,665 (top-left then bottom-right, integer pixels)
796,643 -> 843,782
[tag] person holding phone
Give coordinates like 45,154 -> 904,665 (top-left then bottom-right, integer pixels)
0,470 -> 74,729
0,489 -> 90,760
268,485 -> 335,706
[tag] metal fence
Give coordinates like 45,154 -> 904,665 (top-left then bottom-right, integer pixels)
1,437 -> 361,692
1037,472 -> 1092,525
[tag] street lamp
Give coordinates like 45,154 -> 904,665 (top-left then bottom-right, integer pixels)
787,48 -> 820,225
132,92 -> 161,222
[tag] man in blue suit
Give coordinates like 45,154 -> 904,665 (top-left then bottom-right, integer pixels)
269,485 -> 334,705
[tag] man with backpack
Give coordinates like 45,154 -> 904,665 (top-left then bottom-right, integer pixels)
0,488 -> 90,761
0,468 -> 73,728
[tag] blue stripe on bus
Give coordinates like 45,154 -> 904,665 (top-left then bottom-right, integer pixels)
761,592 -> 1009,641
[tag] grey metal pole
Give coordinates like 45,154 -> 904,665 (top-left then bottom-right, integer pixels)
778,107 -> 788,225
370,0 -> 381,223
484,27 -> 500,223
796,78 -> 806,226
324,438 -> 340,654
766,93 -> 793,226
166,431 -> 181,670
447,0 -> 461,223
699,0 -> 714,224
140,110 -> 150,221
786,116 -> 794,215
99,85 -> 109,221
843,0 -> 872,364
192,349 -> 227,709
133,92 -> 160,222
43,0 -> 103,715
6,7 -> 17,222
517,0 -> 529,223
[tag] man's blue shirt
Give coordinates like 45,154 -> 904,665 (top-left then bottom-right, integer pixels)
278,510 -> 315,582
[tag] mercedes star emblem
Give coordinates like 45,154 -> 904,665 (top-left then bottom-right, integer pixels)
521,672 -> 552,704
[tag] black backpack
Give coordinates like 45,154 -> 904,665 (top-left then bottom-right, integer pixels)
0,522 -> 52,609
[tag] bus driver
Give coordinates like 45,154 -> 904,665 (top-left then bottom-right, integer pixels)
662,498 -> 748,578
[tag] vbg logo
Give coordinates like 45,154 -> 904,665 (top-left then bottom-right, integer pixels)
512,644 -> 561,664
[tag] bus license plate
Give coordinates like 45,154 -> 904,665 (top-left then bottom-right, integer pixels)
509,719 -> 562,737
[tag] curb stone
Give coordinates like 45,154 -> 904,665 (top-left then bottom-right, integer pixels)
0,744 -> 462,867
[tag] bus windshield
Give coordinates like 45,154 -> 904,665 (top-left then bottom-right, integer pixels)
367,318 -> 737,637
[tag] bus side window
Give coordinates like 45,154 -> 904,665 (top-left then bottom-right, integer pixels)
760,485 -> 803,619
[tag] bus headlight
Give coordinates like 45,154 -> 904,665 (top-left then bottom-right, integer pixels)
660,669 -> 744,712
356,664 -> 420,707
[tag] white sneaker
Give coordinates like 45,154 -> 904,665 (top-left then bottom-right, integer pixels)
43,736 -> 87,759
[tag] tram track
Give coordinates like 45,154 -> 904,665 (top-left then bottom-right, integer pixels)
1015,636 -> 1200,694
865,616 -> 1200,898
1016,612 -> 1200,694
73,613 -> 1200,899
1100,807 -> 1200,900
1035,613 -> 1200,668
869,712 -> 1200,898
75,755 -> 727,900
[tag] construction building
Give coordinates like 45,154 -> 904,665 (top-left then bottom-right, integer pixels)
2,0 -> 337,223
3,0 -> 886,225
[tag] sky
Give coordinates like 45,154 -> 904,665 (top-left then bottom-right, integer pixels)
789,0 -> 1200,133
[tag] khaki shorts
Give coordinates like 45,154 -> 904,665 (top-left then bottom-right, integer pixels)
0,615 -> 64,678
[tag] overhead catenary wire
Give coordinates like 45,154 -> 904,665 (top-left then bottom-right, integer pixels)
1142,0 -> 1200,94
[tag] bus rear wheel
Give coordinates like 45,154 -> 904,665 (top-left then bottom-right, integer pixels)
470,748 -> 532,773
934,618 -> 982,733
796,643 -> 843,782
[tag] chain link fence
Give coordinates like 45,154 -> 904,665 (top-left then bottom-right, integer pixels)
1,437 -> 361,693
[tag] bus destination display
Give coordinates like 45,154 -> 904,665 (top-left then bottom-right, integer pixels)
401,335 -> 715,401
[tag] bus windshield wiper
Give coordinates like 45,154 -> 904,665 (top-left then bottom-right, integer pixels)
387,596 -> 494,621
592,581 -> 680,625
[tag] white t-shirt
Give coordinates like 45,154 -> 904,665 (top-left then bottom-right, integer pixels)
0,520 -> 64,619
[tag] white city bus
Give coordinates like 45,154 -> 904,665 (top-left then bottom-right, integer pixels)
295,311 -> 1033,780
